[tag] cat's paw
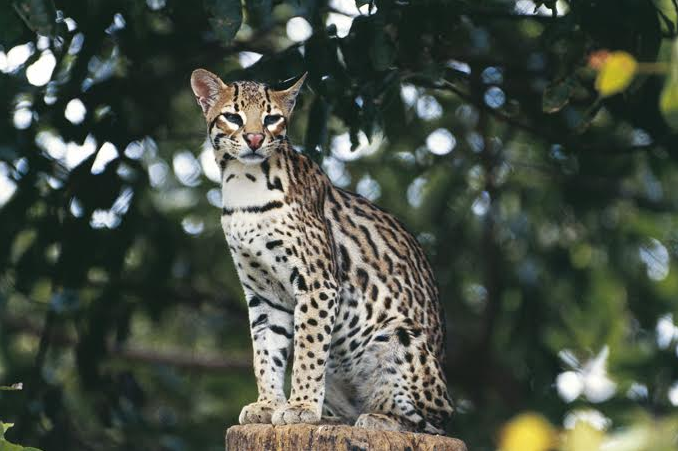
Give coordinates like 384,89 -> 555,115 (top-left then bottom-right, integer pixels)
271,402 -> 321,425
355,413 -> 408,431
238,401 -> 279,424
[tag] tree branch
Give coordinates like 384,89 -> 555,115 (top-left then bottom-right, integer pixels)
508,160 -> 678,213
1,314 -> 251,372
405,73 -> 670,156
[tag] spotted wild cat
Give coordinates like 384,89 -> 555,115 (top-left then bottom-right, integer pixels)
190,69 -> 453,433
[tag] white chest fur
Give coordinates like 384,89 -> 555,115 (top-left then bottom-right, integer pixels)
219,158 -> 297,301
221,161 -> 285,210
220,206 -> 296,306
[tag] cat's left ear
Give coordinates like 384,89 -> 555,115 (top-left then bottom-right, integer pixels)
274,72 -> 307,115
191,68 -> 225,115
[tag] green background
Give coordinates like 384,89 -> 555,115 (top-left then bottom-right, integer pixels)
1,0 -> 678,450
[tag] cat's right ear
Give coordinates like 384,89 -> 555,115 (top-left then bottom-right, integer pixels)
191,69 -> 224,115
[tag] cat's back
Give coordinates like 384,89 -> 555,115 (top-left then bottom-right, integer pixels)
323,185 -> 445,348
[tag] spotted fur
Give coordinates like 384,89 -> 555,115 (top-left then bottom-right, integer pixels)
191,69 -> 454,434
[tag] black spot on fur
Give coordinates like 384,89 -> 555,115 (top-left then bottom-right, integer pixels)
251,313 -> 268,328
396,327 -> 411,346
339,244 -> 351,273
290,268 -> 308,291
270,325 -> 292,338
266,240 -> 283,249
356,268 -> 369,291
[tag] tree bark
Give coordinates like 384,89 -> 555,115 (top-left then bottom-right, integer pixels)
226,424 -> 467,451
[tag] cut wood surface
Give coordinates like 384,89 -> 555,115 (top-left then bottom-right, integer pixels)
226,424 -> 467,451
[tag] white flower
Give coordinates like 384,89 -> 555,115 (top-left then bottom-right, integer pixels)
556,346 -> 616,403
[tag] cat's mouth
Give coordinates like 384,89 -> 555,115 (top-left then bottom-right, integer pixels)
237,151 -> 266,164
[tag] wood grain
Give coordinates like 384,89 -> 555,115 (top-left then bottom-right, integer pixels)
226,424 -> 467,451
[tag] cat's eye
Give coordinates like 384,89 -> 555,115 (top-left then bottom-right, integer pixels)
222,113 -> 243,127
264,114 -> 282,126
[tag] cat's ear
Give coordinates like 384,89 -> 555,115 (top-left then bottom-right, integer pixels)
273,72 -> 307,115
191,69 -> 224,115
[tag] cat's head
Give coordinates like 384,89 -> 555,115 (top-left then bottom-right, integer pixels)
190,69 -> 306,165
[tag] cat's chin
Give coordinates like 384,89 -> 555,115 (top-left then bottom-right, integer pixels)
236,152 -> 267,164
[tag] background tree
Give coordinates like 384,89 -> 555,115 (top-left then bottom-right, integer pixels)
1,0 -> 678,450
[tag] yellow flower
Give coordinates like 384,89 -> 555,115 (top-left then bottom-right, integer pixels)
561,421 -> 604,451
594,51 -> 638,97
499,413 -> 556,451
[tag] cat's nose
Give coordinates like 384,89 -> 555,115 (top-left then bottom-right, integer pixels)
243,133 -> 265,151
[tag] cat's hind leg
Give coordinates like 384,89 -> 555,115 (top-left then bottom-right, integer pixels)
321,371 -> 359,425
353,323 -> 453,434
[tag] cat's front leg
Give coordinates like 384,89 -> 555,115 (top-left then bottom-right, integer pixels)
239,292 -> 294,424
271,278 -> 338,425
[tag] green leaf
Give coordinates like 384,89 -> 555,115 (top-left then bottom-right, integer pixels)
0,7 -> 24,43
660,75 -> 678,129
0,422 -> 14,440
660,39 -> 678,130
573,102 -> 602,135
50,289 -> 80,313
0,422 -> 42,451
369,27 -> 395,72
543,77 -> 575,113
0,440 -> 43,451
0,439 -> 24,451
204,0 -> 243,43
245,0 -> 271,27
0,145 -> 19,162
12,0 -> 59,37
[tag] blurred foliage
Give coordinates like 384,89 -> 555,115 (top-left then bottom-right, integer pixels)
1,0 -> 678,450
499,411 -> 678,451
1,421 -> 42,451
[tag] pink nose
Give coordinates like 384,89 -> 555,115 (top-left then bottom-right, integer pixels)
244,133 -> 265,150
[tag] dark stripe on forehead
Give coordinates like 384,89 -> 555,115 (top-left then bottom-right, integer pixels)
264,87 -> 272,112
233,83 -> 240,111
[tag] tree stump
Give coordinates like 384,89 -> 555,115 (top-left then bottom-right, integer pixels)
226,424 -> 467,451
